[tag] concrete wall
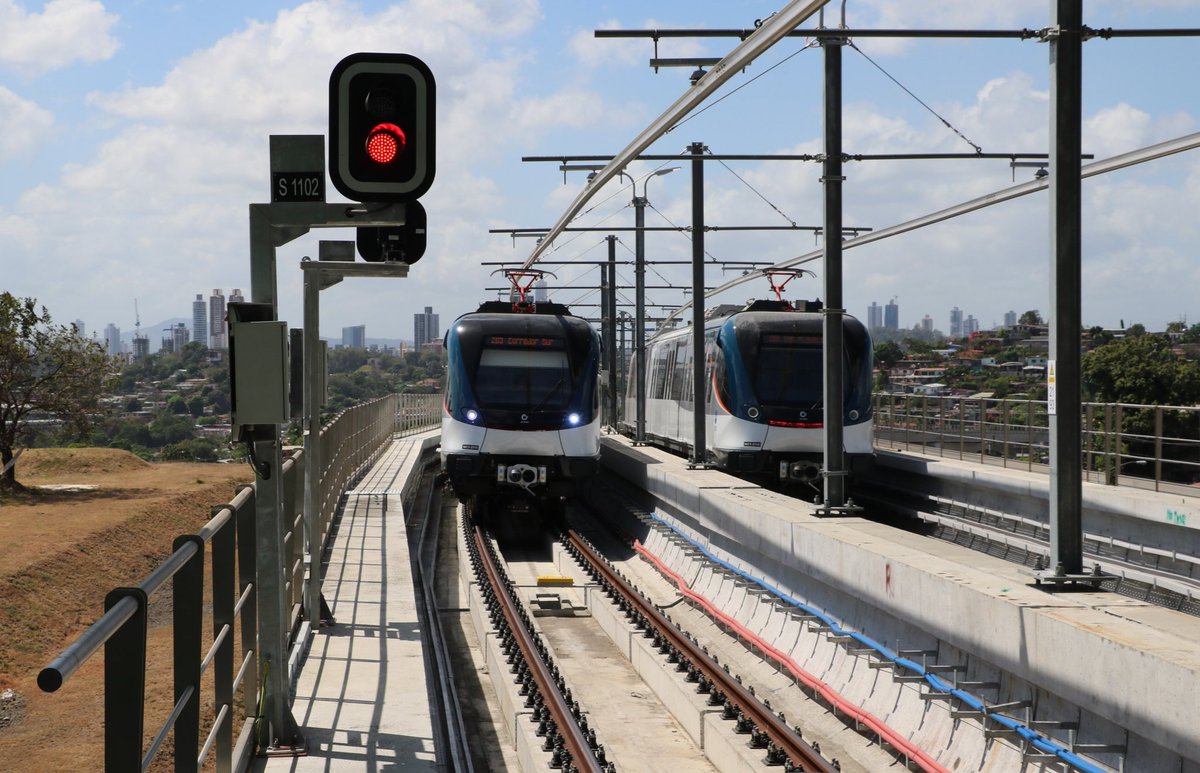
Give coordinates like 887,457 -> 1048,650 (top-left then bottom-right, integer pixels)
600,436 -> 1200,767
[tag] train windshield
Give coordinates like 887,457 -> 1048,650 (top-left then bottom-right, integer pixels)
754,334 -> 823,404
474,344 -> 572,410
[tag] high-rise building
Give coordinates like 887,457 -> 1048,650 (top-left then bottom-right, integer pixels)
921,315 -> 934,333
867,302 -> 882,330
208,289 -> 227,350
72,319 -> 86,338
949,307 -> 964,338
230,288 -> 245,304
414,306 -> 439,349
342,325 -> 366,349
534,279 -> 548,304
1003,310 -> 1017,328
193,294 -> 208,348
104,323 -> 122,355
172,323 -> 190,352
132,336 -> 150,360
884,298 -> 900,331
964,315 -> 980,336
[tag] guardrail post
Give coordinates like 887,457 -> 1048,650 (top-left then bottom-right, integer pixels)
234,486 -> 258,731
104,587 -> 148,772
174,535 -> 205,773
978,396 -> 987,463
210,508 -> 235,773
1155,406 -> 1164,491
1026,395 -> 1034,471
938,396 -> 946,457
1001,399 -> 1010,468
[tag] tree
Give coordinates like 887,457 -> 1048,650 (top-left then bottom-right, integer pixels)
1083,335 -> 1200,405
0,293 -> 113,491
1018,310 -> 1044,326
873,340 -> 905,368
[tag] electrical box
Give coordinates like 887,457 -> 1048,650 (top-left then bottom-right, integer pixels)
229,307 -> 289,438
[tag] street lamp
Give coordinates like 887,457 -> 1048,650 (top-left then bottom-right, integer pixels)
554,164 -> 677,444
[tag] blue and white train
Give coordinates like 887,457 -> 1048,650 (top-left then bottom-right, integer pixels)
624,299 -> 874,486
440,301 -> 601,505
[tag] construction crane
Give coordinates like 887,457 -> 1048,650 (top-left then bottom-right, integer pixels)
134,298 -> 141,339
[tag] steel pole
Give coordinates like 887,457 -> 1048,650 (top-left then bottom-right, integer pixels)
690,142 -> 707,465
605,236 -> 618,428
302,269 -> 322,628
822,36 -> 847,510
247,204 -> 302,749
634,196 -> 648,443
1048,0 -> 1084,574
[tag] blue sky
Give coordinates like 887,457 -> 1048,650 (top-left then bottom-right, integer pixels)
2,0 -> 1199,346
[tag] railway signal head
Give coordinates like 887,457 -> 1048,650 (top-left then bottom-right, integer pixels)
329,52 -> 435,202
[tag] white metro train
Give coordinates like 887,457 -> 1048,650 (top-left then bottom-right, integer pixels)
440,301 -> 601,507
624,299 -> 874,487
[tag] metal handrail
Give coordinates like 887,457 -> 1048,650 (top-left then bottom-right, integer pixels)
38,392 -> 443,772
873,393 -> 1200,493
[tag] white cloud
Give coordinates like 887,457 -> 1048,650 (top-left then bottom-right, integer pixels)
0,85 -> 53,161
0,0 -> 119,73
7,0 -> 649,336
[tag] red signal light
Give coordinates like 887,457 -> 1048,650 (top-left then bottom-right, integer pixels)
366,123 -> 405,164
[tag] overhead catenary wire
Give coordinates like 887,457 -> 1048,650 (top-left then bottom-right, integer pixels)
668,41 -> 818,134
654,131 -> 1200,333
847,39 -> 983,154
521,0 -> 835,270
713,154 -> 799,227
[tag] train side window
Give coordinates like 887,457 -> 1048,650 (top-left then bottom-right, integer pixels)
669,340 -> 688,401
652,347 -> 671,399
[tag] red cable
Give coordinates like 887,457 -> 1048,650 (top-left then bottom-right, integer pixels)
634,540 -> 951,773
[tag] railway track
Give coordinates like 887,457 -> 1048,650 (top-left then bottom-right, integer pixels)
430,461 -> 1155,772
560,526 -> 837,772
450,490 -> 849,772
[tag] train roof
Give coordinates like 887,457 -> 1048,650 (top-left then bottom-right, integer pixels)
649,298 -> 867,343
472,300 -> 576,316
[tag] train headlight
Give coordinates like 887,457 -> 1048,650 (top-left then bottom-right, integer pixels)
567,412 -> 581,426
465,409 -> 479,423
746,406 -> 760,420
848,409 -> 860,421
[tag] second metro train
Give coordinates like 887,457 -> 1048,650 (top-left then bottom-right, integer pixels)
623,299 -> 874,487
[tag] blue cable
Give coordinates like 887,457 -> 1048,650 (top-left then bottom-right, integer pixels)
647,511 -> 1111,773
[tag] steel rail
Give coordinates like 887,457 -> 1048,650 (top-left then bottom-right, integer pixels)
563,528 -> 836,772
470,521 -> 602,773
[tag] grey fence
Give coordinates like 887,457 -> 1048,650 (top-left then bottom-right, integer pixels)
37,393 -> 441,772
873,393 -> 1200,494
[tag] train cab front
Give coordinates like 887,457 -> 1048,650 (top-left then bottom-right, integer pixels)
441,303 -> 601,502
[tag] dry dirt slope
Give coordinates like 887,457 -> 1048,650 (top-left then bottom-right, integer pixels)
0,448 -> 251,772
